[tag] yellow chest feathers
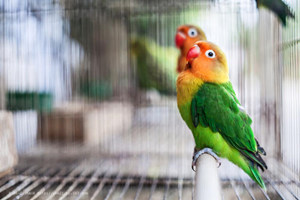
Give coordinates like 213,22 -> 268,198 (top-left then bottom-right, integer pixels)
176,70 -> 203,106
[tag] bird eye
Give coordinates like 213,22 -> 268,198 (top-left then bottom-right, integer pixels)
188,28 -> 198,38
205,50 -> 215,58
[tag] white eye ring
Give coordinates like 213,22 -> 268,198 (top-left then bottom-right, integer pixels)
188,28 -> 198,38
205,50 -> 216,58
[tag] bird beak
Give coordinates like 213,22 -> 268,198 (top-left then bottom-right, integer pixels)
186,45 -> 200,61
175,32 -> 186,48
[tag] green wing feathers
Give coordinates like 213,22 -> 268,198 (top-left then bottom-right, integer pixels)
191,83 -> 257,152
222,82 -> 240,105
191,82 -> 267,187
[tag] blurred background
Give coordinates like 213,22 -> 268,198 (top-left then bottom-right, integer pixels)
0,0 -> 299,199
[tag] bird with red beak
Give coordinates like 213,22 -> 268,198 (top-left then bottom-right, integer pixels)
175,25 -> 207,73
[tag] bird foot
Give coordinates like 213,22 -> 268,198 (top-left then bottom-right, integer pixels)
191,147 -> 221,171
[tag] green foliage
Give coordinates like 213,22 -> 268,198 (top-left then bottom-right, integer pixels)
257,0 -> 295,26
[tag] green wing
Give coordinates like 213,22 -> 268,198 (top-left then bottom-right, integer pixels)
222,82 -> 240,105
191,82 -> 267,170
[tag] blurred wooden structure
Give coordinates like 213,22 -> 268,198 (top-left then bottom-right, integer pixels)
38,102 -> 133,146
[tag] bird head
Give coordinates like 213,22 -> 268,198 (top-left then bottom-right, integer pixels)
185,41 -> 229,84
175,25 -> 207,50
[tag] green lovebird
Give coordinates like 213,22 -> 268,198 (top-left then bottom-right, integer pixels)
176,41 -> 267,188
130,37 -> 178,95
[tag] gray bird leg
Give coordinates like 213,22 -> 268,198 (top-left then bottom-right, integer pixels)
192,147 -> 221,171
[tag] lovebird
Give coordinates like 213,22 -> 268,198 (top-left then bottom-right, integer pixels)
176,41 -> 267,188
131,37 -> 178,95
256,0 -> 294,26
175,25 -> 207,73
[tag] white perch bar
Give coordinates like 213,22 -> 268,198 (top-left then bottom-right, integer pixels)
194,153 -> 222,200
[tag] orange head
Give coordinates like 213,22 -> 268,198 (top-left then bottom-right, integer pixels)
175,25 -> 207,51
185,41 -> 229,84
175,25 -> 207,73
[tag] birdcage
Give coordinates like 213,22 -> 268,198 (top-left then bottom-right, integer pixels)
0,0 -> 299,199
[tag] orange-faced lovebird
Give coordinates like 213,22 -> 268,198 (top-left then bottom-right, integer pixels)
176,41 -> 267,188
175,25 -> 207,73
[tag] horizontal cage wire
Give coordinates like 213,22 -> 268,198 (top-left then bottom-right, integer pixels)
0,155 -> 300,199
0,0 -> 300,199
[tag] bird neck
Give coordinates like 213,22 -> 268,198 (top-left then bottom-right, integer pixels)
177,55 -> 187,73
176,70 -> 204,106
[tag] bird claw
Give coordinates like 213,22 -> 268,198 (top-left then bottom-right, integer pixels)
191,147 -> 221,171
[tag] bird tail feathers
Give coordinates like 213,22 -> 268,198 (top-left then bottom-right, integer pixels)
250,164 -> 266,190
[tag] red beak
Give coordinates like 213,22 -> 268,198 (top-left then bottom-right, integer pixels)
186,45 -> 200,61
175,32 -> 186,48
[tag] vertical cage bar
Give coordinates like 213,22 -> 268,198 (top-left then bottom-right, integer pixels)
133,176 -> 145,200
148,177 -> 157,200
75,168 -> 102,200
103,172 -> 122,200
117,176 -> 132,200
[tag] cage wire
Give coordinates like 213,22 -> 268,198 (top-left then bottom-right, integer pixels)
0,0 -> 300,199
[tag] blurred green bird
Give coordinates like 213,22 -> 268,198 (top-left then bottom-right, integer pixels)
256,0 -> 295,26
130,37 -> 178,95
